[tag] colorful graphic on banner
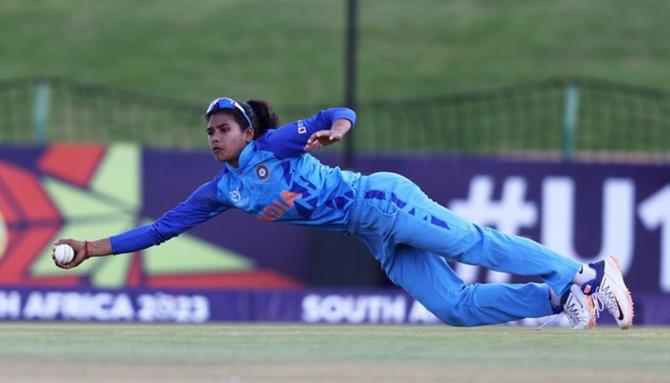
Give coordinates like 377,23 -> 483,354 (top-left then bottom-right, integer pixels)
0,144 -> 301,289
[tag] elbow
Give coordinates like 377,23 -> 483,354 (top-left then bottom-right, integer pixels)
347,109 -> 357,126
334,107 -> 357,127
151,222 -> 179,246
344,107 -> 356,120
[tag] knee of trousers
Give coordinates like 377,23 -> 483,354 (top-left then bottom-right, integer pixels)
459,226 -> 510,269
436,309 -> 481,327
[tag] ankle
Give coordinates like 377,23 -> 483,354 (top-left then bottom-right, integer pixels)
549,289 -> 563,314
572,261 -> 605,295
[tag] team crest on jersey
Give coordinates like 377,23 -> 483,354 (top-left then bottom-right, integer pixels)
256,164 -> 269,180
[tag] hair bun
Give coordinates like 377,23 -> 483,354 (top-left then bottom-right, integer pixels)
246,100 -> 279,139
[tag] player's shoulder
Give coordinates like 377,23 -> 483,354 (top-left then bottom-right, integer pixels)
250,137 -> 280,158
251,130 -> 298,157
252,130 -> 274,151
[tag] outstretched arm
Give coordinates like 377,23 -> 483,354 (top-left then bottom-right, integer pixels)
52,179 -> 228,269
257,107 -> 356,158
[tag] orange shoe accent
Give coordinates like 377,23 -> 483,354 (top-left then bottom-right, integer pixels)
609,255 -> 623,273
623,290 -> 634,329
586,296 -> 596,329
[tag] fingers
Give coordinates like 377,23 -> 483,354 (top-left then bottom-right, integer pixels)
305,131 -> 325,151
54,238 -> 75,248
52,238 -> 86,269
53,256 -> 71,269
306,130 -> 327,145
69,252 -> 87,268
53,251 -> 86,270
304,140 -> 323,152
304,130 -> 342,152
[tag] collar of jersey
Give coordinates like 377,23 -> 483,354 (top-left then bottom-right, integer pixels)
224,142 -> 254,173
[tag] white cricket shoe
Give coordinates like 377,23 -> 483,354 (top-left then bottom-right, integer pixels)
562,284 -> 596,330
589,256 -> 634,329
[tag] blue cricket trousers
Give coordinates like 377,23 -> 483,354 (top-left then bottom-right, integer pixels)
346,172 -> 581,326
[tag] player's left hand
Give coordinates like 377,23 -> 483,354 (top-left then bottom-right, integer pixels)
304,129 -> 345,152
304,119 -> 352,152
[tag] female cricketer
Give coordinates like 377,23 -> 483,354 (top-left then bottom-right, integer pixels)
53,97 -> 634,329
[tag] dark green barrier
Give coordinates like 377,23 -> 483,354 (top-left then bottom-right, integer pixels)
1,77 -> 669,159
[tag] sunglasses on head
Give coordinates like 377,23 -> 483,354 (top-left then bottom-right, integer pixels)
205,97 -> 254,128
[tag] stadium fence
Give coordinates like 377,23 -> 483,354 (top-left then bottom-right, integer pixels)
0,77 -> 668,160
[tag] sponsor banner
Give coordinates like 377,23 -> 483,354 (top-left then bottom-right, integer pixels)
0,287 -> 438,324
1,287 -> 669,325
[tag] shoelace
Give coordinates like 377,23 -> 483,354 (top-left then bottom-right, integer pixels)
564,299 -> 589,328
592,293 -> 606,319
536,315 -> 559,330
536,298 -> 587,330
592,282 -> 614,320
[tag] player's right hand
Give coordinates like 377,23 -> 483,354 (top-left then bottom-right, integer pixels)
52,238 -> 90,269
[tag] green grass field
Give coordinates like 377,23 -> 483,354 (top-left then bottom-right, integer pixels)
2,0 -> 670,104
1,323 -> 668,382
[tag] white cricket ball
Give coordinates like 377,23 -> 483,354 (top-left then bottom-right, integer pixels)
54,244 -> 75,264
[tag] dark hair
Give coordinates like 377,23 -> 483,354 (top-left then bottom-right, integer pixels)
208,98 -> 279,139
246,99 -> 279,139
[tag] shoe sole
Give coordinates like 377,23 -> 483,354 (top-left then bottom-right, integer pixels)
607,256 -> 634,329
585,294 -> 596,329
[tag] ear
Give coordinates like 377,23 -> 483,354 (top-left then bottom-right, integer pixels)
245,127 -> 255,143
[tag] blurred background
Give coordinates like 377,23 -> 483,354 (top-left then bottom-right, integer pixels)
0,0 -> 669,325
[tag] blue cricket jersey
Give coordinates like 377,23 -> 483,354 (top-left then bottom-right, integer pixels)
110,108 -> 359,254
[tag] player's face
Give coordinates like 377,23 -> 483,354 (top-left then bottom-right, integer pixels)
206,112 -> 253,166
